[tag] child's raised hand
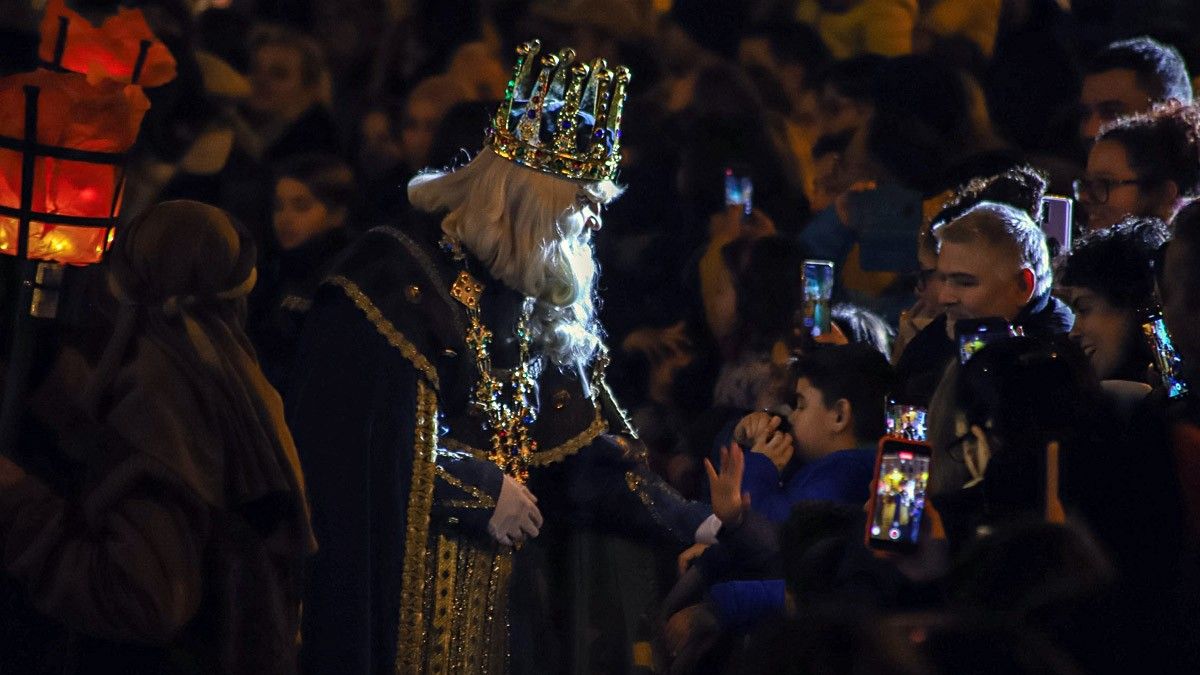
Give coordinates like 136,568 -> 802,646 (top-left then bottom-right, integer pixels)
704,445 -> 751,528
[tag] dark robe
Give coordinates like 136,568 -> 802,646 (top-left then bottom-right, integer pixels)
290,218 -> 710,675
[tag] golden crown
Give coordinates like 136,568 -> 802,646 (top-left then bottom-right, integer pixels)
487,40 -> 630,182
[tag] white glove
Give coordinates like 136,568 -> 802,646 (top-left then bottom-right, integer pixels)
487,475 -> 543,547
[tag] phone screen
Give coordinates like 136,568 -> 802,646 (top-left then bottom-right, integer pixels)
1142,312 -> 1189,400
802,259 -> 835,336
724,169 -> 753,217
956,318 -> 1019,364
1041,195 -> 1073,257
866,438 -> 931,552
885,403 -> 928,442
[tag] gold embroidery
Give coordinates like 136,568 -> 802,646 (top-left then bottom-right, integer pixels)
329,275 -> 440,388
440,436 -> 488,461
396,381 -> 439,674
431,535 -> 459,671
418,535 -> 512,673
438,410 -> 608,468
526,408 -> 608,467
441,500 -> 495,509
435,465 -> 497,508
438,407 -> 609,469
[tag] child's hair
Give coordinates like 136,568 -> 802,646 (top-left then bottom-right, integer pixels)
790,343 -> 894,441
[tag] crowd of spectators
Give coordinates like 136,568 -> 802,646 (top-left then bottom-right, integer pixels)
5,0 -> 1200,673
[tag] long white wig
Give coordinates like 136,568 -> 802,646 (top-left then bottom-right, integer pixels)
408,149 -> 622,372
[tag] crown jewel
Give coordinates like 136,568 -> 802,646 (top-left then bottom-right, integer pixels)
488,39 -> 630,182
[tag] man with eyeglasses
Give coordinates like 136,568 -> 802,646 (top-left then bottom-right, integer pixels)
1078,36 -> 1192,144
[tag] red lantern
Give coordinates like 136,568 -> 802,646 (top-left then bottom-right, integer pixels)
0,69 -> 149,265
38,0 -> 177,87
0,0 -> 169,267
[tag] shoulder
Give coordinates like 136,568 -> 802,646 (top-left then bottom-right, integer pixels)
309,224 -> 464,388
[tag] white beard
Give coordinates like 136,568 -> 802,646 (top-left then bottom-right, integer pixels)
408,150 -> 612,373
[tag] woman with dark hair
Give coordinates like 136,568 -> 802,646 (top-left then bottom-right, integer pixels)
1055,215 -> 1170,383
249,153 -> 357,393
1075,101 -> 1200,232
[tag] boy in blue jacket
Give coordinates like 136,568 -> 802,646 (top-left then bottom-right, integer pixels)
662,345 -> 893,664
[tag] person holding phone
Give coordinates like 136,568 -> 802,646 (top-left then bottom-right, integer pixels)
894,201 -> 1073,406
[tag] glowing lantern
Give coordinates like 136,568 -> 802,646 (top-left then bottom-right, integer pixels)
38,0 -> 177,87
0,69 -> 148,265
0,0 -> 171,267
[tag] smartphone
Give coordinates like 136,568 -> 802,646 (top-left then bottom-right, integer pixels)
802,259 -> 835,337
955,317 -> 1021,364
865,437 -> 932,553
724,168 -> 753,217
1042,195 -> 1073,258
885,402 -> 928,442
848,183 -> 923,272
1141,306 -> 1189,400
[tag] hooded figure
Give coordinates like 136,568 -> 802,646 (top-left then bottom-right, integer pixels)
0,200 -> 314,675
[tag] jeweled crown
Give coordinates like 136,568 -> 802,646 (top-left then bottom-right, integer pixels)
487,39 -> 630,182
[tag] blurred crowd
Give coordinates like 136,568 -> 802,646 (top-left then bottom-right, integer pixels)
5,0 -> 1200,673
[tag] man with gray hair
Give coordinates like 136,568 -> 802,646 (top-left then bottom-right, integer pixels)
894,201 -> 1074,404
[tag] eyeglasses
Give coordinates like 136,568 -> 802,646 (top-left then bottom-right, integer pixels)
1072,177 -> 1145,204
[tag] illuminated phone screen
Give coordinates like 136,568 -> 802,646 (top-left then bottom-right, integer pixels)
1142,314 -> 1189,400
866,440 -> 931,551
802,259 -> 835,337
885,404 -> 928,442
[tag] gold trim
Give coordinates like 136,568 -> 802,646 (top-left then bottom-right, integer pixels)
431,534 -> 459,670
526,408 -> 608,467
395,381 -> 439,674
329,275 -> 440,389
440,500 -> 495,510
439,407 -> 609,470
440,437 -> 488,461
435,465 -> 496,508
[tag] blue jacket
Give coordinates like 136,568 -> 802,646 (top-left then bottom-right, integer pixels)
741,446 -> 877,523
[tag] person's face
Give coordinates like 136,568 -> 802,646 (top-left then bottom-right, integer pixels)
273,177 -> 340,250
399,98 -> 441,170
937,239 -> 1033,326
787,377 -> 840,459
1065,286 -> 1136,380
249,45 -> 313,119
1079,68 -> 1153,142
1162,238 -> 1200,370
1078,140 -> 1156,232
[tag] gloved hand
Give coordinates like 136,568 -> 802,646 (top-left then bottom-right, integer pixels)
487,474 -> 543,547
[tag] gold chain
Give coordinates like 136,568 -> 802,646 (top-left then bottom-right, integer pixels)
447,246 -> 539,483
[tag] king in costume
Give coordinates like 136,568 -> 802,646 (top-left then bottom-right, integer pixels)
290,40 -> 715,675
